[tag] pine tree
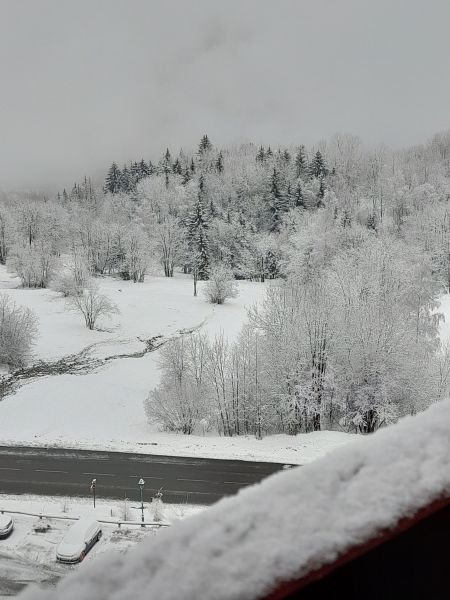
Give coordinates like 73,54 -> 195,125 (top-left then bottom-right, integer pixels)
215,151 -> 224,173
190,158 -> 196,173
283,149 -> 291,163
62,189 -> 69,203
120,165 -> 131,192
295,146 -> 307,178
182,168 -> 191,185
188,195 -> 209,280
172,158 -> 182,175
268,168 -> 289,231
148,160 -> 155,176
286,182 -> 293,207
318,178 -> 326,199
309,151 -> 328,178
256,146 -> 265,163
198,173 -> 205,195
139,159 -> 150,179
198,134 -> 212,154
294,183 -> 305,208
130,162 -> 141,188
71,182 -> 82,200
104,162 -> 122,194
266,146 -> 274,158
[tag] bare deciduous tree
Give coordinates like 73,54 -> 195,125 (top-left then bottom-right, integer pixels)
67,281 -> 118,330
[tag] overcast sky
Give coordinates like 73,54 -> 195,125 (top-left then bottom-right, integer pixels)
1,0 -> 450,190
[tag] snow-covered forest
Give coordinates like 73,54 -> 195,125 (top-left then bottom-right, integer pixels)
2,132 -> 450,438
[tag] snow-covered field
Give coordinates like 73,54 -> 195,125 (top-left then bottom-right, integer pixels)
0,266 -> 354,464
0,494 -> 203,599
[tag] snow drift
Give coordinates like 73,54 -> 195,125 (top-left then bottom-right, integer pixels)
21,398 -> 450,600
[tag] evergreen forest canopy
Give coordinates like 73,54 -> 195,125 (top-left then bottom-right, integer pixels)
2,131 -> 450,437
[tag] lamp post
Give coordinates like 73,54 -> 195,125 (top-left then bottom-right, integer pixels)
90,478 -> 96,508
138,478 -> 145,527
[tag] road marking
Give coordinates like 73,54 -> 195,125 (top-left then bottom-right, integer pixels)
177,478 -> 213,483
223,481 -> 253,485
0,467 -> 20,471
82,472 -> 116,477
128,475 -> 164,480
34,469 -> 69,474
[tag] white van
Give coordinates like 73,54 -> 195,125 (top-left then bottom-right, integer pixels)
56,517 -> 102,564
0,514 -> 13,538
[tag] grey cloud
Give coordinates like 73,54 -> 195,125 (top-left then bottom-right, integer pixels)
0,0 -> 450,190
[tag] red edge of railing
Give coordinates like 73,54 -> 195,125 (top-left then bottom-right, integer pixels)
262,494 -> 450,600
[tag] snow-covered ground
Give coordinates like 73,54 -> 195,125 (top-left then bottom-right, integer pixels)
0,266 -> 354,464
0,494 -> 203,599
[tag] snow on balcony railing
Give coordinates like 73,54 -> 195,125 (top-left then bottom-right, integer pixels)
20,399 -> 450,600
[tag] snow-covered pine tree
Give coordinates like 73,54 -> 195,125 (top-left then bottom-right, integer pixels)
188,194 -> 209,280
295,146 -> 307,178
182,168 -> 191,185
268,168 -> 289,231
256,146 -> 265,163
120,164 -> 131,193
139,158 -> 150,179
294,183 -> 305,208
309,150 -> 328,178
215,151 -> 224,173
172,158 -> 183,175
104,162 -> 122,194
198,134 -> 212,154
317,178 -> 326,206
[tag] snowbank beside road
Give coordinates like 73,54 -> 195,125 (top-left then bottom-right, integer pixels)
21,398 -> 450,600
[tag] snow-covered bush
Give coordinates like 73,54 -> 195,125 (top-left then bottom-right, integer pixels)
51,253 -> 90,297
66,281 -> 119,330
204,265 -> 238,305
145,335 -> 208,434
0,293 -> 38,367
151,490 -> 164,522
7,243 -> 58,288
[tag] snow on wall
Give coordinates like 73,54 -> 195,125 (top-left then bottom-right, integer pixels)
20,399 -> 450,600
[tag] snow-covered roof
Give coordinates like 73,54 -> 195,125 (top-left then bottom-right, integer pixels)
21,399 -> 450,600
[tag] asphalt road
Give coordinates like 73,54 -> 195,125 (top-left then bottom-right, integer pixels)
0,446 -> 287,505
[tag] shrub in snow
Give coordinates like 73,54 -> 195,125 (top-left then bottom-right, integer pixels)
0,293 -> 38,367
66,280 -> 119,330
51,252 -> 91,297
145,336 -> 207,434
146,381 -> 199,435
119,498 -> 131,521
151,490 -> 164,522
7,243 -> 58,288
204,265 -> 238,305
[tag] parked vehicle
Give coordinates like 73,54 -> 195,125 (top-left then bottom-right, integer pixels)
0,514 -> 14,538
56,518 -> 102,564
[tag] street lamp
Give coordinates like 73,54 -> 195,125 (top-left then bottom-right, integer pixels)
138,478 -> 145,527
90,478 -> 97,508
